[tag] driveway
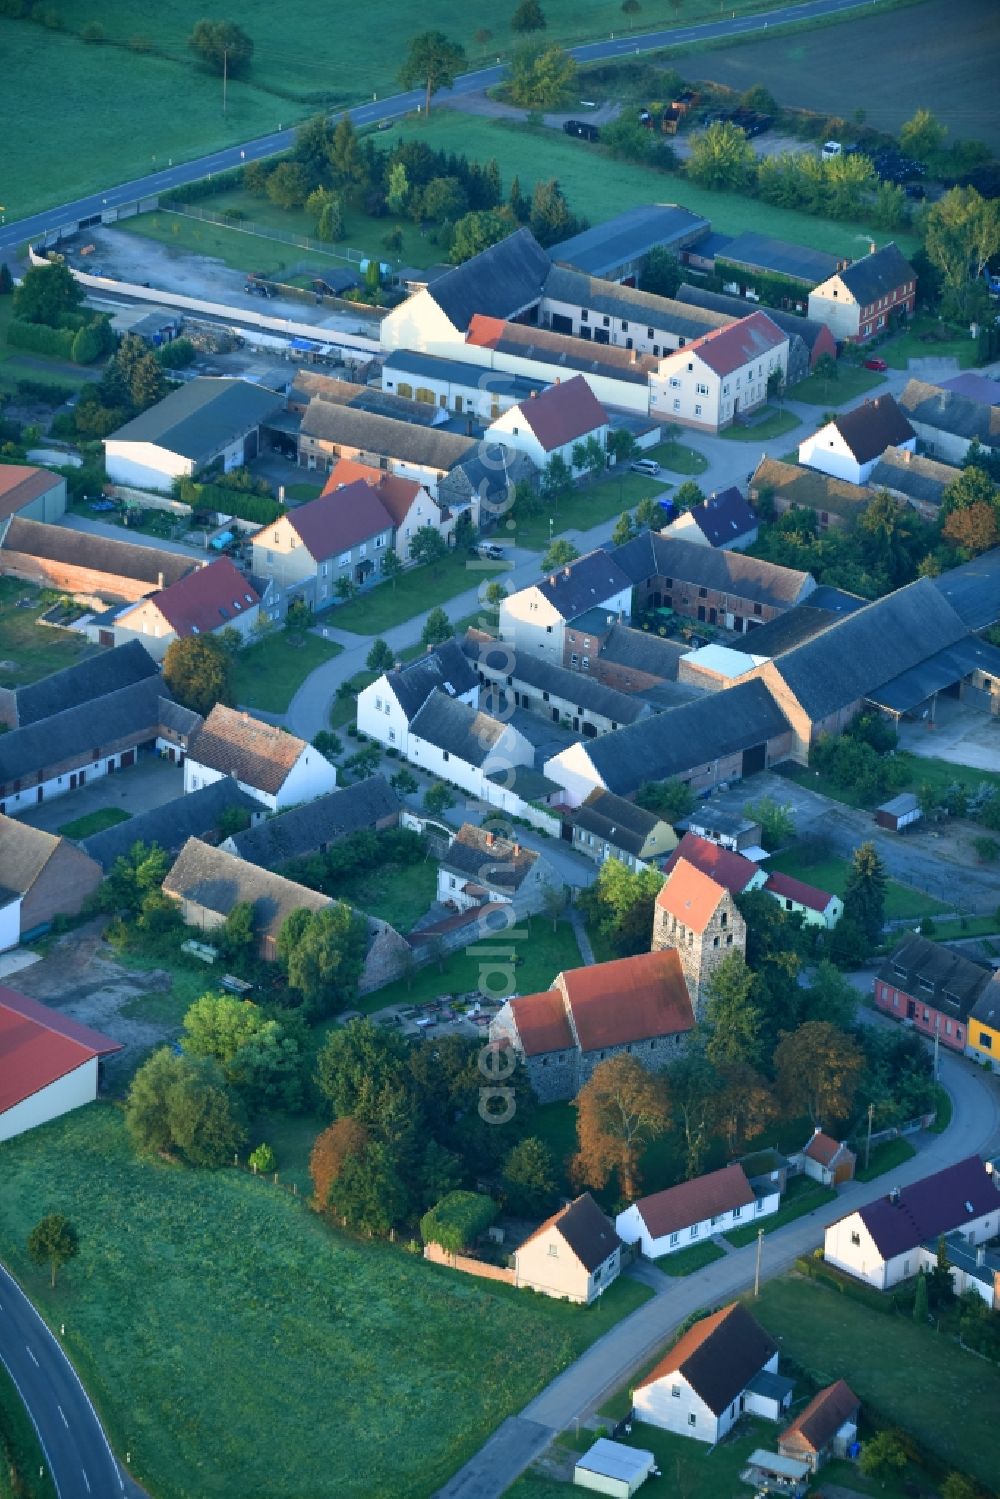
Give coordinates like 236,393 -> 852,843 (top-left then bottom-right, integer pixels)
437,1046 -> 1000,1498
897,699 -> 1000,774
17,753 -> 184,834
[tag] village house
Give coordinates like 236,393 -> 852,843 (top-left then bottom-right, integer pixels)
616,1163 -> 779,1259
357,640 -> 480,757
569,789 -> 678,871
675,283 -> 837,378
869,446 -> 957,521
83,779 -> 262,871
650,312 -> 788,433
824,1155 -> 1000,1289
873,932 -> 991,1053
926,1225 -> 1000,1309
104,377 -> 283,492
162,837 -> 410,989
296,401 -> 478,495
436,823 -> 556,917
778,1381 -> 861,1473
249,481 -> 394,615
324,457 -> 468,560
0,517 -> 194,608
0,640 -> 158,732
111,557 -> 261,660
484,375 -> 610,476
795,1129 -> 856,1187
0,816 -> 103,948
491,949 -> 696,1103
677,806 -> 764,856
896,377 -> 1000,464
466,314 -> 658,416
498,550 -> 633,666
633,1303 -> 790,1443
749,457 -> 877,533
184,704 -> 336,811
798,395 -> 915,486
539,264 -> 731,360
0,465 -> 67,526
405,691 -> 536,802
763,871 -> 842,929
663,832 -> 766,897
807,242 -> 916,344
0,986 -> 122,1144
512,1193 -> 622,1304
652,856 -> 748,1015
662,487 -> 759,551
222,777 -> 400,869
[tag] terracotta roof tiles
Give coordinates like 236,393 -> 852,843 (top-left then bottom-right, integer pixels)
188,704 -> 307,795
780,1380 -> 860,1456
138,557 -> 260,638
509,989 -> 574,1056
631,1164 -> 755,1239
559,949 -> 695,1051
663,833 -> 758,895
655,857 -> 727,934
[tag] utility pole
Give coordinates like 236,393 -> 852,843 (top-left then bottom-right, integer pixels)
864,1101 -> 874,1172
933,1025 -> 940,1081
754,1228 -> 763,1297
222,46 -> 229,117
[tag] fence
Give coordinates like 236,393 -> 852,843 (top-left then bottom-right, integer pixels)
167,204 -> 371,269
423,1242 -> 514,1285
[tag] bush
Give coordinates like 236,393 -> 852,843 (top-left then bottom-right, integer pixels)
6,318 -> 76,359
15,376 -> 74,405
178,478 -> 282,526
248,1143 -> 277,1174
420,1190 -> 498,1252
156,337 -> 196,370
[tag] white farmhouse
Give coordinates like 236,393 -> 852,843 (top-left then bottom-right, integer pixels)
183,704 -> 336,812
824,1155 -> 1000,1290
798,395 -> 915,486
0,986 -> 122,1142
633,1302 -> 791,1443
485,375 -> 610,476
405,691 -> 535,801
357,640 -> 479,756
616,1163 -> 778,1259
499,550 -> 632,666
513,1193 -> 622,1304
651,312 -> 788,433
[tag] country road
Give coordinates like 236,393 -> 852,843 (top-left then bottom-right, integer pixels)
0,0 -> 899,256
0,1262 -> 136,1499
436,1039 -> 1000,1498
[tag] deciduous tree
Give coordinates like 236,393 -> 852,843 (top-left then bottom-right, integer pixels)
409,525 -> 449,572
423,780 -> 455,816
639,247 -> 681,299
309,1117 -> 370,1208
943,501 -> 1000,554
188,19 -> 254,76
277,904 -> 368,1018
712,1060 -> 775,1152
450,207 -> 518,264
669,1048 -> 717,1179
686,121 -> 756,192
13,261 -> 82,325
398,31 -> 466,117
266,161 -> 311,210
125,1048 -> 245,1166
742,795 -> 795,851
27,1214 -> 79,1289
899,107 -> 947,162
163,634 -> 232,716
421,605 -> 452,646
774,1020 -> 864,1125
636,777 -> 696,822
512,0 -> 546,31
315,1017 -> 409,1124
541,537 -> 579,572
859,1432 -> 907,1486
572,1056 -> 670,1202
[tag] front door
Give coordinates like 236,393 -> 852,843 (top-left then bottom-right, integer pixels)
120,749 -> 135,769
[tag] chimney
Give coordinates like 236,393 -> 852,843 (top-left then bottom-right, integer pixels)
484,830 -> 494,847
903,449 -> 911,464
554,376 -> 561,384
549,574 -> 557,585
870,242 -> 877,256
630,349 -> 638,365
529,388 -> 537,398
158,571 -> 164,588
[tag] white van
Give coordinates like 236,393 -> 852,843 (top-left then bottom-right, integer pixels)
630,458 -> 660,476
821,140 -> 842,160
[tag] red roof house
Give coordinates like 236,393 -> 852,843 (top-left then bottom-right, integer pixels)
487,374 -> 610,471
0,985 -> 122,1141
764,870 -> 843,929
113,557 -> 261,660
779,1380 -> 860,1471
616,1162 -> 777,1257
663,832 -> 763,896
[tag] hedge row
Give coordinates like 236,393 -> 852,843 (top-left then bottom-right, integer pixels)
179,478 -> 283,527
6,318 -> 76,359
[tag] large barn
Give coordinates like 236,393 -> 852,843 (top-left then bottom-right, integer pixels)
0,987 -> 121,1142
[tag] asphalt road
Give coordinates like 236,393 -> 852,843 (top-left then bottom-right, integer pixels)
0,1262 -> 127,1499
437,1038 -> 1000,1498
0,0 -> 893,256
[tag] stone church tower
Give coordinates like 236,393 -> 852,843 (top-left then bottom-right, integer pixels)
652,857 -> 747,1019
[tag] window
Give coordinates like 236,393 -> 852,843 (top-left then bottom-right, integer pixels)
359,543 -> 367,557
647,326 -> 654,338
338,551 -> 351,566
753,603 -> 762,616
388,729 -> 395,744
375,535 -> 385,548
672,1385 -> 681,1399
570,653 -> 578,667
383,701 -> 390,715
980,1033 -> 992,1050
602,315 -> 610,327
581,310 -> 589,323
375,696 -> 383,711
548,1242 -> 558,1256
690,1223 -> 699,1239
669,377 -> 681,388
442,751 -> 449,762
695,382 -> 709,395
713,935 -> 720,948
621,321 -> 629,331
698,587 -> 707,598
687,362 -> 693,372
694,405 -> 702,416
688,1414 -> 697,1427
720,911 -> 727,929
851,1230 -> 861,1246
673,399 -> 681,412
733,1206 -> 742,1219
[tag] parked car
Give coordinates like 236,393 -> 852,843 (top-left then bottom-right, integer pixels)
476,542 -> 505,560
630,458 -> 660,476
863,356 -> 888,372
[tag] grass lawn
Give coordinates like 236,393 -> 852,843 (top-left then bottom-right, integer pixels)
230,630 -> 342,713
119,206 -> 384,279
719,408 -> 803,442
855,1135 -> 916,1182
924,914 -> 1000,941
335,856 -> 437,933
927,1084 -> 952,1134
0,578 -> 97,688
654,1241 -> 726,1275
645,439 -> 709,476
725,1176 -> 836,1247
791,366 -> 887,406
513,472 -> 667,550
330,552 -> 506,635
117,987 -> 196,1032
751,1273 -> 1000,1485
246,1109 -> 328,1196
285,482 -> 323,503
881,314 -> 981,371
767,844 -> 949,920
0,1107 -> 653,1499
56,806 -> 132,839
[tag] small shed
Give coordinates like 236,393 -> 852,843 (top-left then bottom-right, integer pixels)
875,792 -> 921,832
741,1449 -> 810,1496
574,1438 -> 656,1497
744,1369 -> 796,1421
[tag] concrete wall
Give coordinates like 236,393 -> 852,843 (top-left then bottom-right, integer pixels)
423,1242 -> 515,1284
0,1057 -> 98,1143
104,440 -> 195,493
0,896 -> 21,951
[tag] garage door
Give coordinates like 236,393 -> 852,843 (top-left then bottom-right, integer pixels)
742,743 -> 766,776
120,749 -> 135,769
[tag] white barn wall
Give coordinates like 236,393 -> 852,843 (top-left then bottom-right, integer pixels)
0,1057 -> 98,1142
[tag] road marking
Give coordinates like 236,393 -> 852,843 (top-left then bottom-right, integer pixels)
81,1469 -> 91,1493
25,1345 -> 38,1366
58,1404 -> 69,1428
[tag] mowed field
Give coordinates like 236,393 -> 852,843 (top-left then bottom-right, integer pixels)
5,0 -> 774,219
687,0 -> 1000,152
0,1108 -> 650,1499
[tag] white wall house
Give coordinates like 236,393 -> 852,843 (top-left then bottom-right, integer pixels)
406,692 -> 536,803
111,558 -> 260,662
357,642 -> 480,757
512,1194 -> 622,1304
616,1164 -> 779,1260
0,1055 -> 99,1143
798,396 -> 916,486
823,1156 -> 1000,1290
0,894 -> 21,952
484,376 -> 610,476
651,313 -> 788,434
498,552 -> 633,666
183,704 -> 337,813
104,378 -> 281,493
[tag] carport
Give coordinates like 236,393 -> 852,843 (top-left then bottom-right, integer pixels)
865,636 -> 1000,722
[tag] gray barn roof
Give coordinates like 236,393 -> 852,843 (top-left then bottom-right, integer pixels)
533,549 -> 634,621
225,778 -> 401,868
163,836 -> 330,941
429,228 -> 550,332
11,641 -> 158,728
597,624 -> 686,681
731,598 -> 864,659
0,680 -> 196,785
477,642 -> 651,725
931,550 -> 1000,631
867,635 -> 1000,715
869,447 -> 956,510
382,349 -> 543,403
300,401 -> 476,470
549,203 -> 710,276
676,283 -> 831,353
3,518 -> 195,591
715,231 -> 839,285
409,691 -> 512,766
83,779 -> 258,871
572,788 -> 664,856
108,378 -> 282,461
609,531 -> 814,610
543,265 -> 731,342
578,679 -> 790,795
897,379 -> 1000,445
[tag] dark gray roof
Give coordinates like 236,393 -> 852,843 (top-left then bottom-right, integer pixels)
898,379 -> 1000,445
383,349 -> 543,403
3,518 -> 195,591
439,444 -> 538,509
0,679 -> 186,785
969,974 -> 1000,1031
386,640 -> 479,722
879,933 -> 989,1022
484,764 -> 563,799
429,228 -> 550,332
681,487 -> 758,546
867,634 -> 1000,715
409,691 -> 512,766
732,601 -> 863,658
108,378 -> 282,461
932,550 -> 1000,631
478,642 -> 652,725
768,577 -> 970,720
300,401 -> 476,470
534,549 -> 633,621
338,386 -> 442,426
163,836 -> 330,941
11,641 -> 158,728
675,282 -> 833,352
598,624 -> 686,681
577,679 -> 790,796
609,531 -> 814,610
869,447 -> 955,510
225,778 -> 400,868
572,789 -> 663,856
833,242 -> 916,305
829,395 -> 914,464
543,266 -> 731,342
441,823 -> 539,893
549,204 -> 710,276
715,231 -> 839,285
82,779 -> 257,871
750,457 -> 875,522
